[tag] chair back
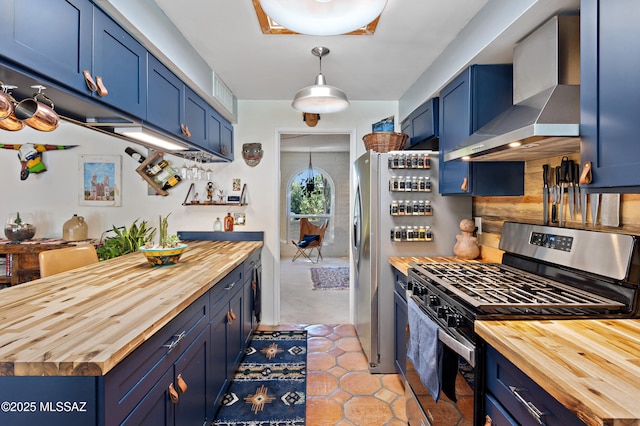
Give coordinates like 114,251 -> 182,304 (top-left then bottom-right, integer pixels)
39,245 -> 99,278
299,218 -> 328,247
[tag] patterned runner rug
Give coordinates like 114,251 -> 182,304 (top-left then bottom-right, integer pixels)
212,330 -> 307,425
310,266 -> 349,290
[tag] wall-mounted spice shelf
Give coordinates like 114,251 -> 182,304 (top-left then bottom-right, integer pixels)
182,183 -> 247,206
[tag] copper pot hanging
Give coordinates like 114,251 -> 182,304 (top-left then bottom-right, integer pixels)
14,91 -> 59,132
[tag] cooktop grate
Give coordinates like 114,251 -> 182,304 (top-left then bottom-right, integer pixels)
412,263 -> 625,310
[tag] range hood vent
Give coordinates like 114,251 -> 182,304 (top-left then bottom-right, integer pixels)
445,15 -> 580,162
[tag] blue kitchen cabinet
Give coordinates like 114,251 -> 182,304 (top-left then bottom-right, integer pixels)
147,54 -> 185,138
581,0 -> 640,191
208,106 -> 235,160
92,6 -> 147,118
439,65 -> 524,195
401,98 -> 439,149
0,0 -> 147,119
184,87 -> 209,146
0,0 -> 93,96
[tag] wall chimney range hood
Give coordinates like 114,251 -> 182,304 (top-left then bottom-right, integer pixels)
444,15 -> 581,162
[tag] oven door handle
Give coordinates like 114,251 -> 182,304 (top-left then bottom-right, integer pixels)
438,329 -> 476,368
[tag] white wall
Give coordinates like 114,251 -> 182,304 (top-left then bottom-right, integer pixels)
0,99 -> 396,325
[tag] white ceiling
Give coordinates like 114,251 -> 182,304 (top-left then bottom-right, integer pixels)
151,0 -> 491,102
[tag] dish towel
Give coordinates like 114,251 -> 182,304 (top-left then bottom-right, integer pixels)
407,298 -> 442,401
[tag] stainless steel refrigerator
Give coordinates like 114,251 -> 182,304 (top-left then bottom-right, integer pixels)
352,150 -> 471,373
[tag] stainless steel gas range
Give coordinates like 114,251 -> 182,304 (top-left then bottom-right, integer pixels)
404,222 -> 640,426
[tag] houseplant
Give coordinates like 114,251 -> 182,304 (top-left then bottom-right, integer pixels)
139,213 -> 187,266
97,218 -> 155,261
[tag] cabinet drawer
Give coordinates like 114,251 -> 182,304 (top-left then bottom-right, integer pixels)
486,346 -> 585,425
485,393 -> 518,426
209,265 -> 242,314
104,292 -> 208,425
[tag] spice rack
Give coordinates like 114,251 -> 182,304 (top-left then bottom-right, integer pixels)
181,183 -> 248,206
135,151 -> 168,196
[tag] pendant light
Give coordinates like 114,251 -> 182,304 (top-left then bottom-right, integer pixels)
292,47 -> 349,114
259,0 -> 387,36
304,151 -> 315,197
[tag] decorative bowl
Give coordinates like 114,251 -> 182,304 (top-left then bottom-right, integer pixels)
139,244 -> 187,266
4,212 -> 36,241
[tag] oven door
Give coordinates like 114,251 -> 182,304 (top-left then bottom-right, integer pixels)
405,298 -> 478,426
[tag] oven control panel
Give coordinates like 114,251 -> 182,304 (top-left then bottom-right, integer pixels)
530,231 -> 573,252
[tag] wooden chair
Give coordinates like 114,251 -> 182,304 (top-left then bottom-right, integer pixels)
39,245 -> 99,278
291,218 -> 328,263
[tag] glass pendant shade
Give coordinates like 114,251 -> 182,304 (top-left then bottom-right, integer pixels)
292,47 -> 350,114
259,0 -> 387,36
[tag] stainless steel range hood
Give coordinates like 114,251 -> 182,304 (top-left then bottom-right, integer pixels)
444,15 -> 580,162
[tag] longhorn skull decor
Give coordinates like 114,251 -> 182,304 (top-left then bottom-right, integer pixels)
0,143 -> 77,180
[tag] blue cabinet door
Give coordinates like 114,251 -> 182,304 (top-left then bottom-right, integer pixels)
439,65 -> 523,195
184,87 -> 208,147
227,286 -> 244,379
209,307 -> 229,412
404,98 -> 439,148
174,328 -> 210,426
121,368 -> 173,426
581,0 -> 640,190
207,106 -> 234,159
147,54 -> 184,137
221,120 -> 234,160
0,0 -> 92,93
92,7 -> 147,118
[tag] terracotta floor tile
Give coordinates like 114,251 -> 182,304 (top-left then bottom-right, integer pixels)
382,373 -> 406,395
306,397 -> 344,426
327,365 -> 349,378
336,351 -> 369,371
306,324 -> 335,337
343,395 -> 394,425
327,346 -> 345,357
392,396 -> 407,420
308,352 -> 337,371
308,336 -> 335,352
375,387 -> 398,403
329,388 -> 353,404
335,420 -> 356,426
340,371 -> 382,395
333,324 -> 357,337
307,371 -> 339,396
335,336 -> 364,352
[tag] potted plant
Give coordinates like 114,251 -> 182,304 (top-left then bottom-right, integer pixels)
97,218 -> 155,261
139,213 -> 187,266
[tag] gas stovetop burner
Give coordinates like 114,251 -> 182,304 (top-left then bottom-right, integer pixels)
411,262 -> 625,311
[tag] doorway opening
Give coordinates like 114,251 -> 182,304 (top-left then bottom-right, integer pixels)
279,133 -> 351,324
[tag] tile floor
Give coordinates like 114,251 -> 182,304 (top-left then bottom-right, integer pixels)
267,256 -> 409,425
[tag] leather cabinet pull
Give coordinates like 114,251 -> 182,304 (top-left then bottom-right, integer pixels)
230,309 -> 237,321
95,76 -> 108,97
83,70 -> 97,93
169,383 -> 179,403
177,374 -> 188,394
181,124 -> 192,138
484,415 -> 493,426
460,177 -> 468,192
579,162 -> 592,185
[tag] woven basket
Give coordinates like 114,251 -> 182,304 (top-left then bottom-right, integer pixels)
363,132 -> 408,153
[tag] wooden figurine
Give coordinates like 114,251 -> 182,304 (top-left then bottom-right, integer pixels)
453,218 -> 480,260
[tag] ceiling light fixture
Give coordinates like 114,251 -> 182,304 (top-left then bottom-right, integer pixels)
258,0 -> 387,36
292,47 -> 349,114
114,127 -> 189,151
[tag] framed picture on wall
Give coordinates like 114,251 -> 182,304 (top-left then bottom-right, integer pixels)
79,155 -> 122,207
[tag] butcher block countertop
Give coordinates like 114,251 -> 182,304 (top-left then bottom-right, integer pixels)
476,319 -> 640,426
0,240 -> 262,377
388,256 -> 479,274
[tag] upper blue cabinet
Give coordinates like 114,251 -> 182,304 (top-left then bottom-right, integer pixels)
0,0 -> 147,119
439,65 -> 524,196
581,0 -> 640,191
147,55 -> 233,160
401,98 -> 438,149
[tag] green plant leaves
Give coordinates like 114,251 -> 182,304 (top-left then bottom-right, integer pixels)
97,219 -> 156,261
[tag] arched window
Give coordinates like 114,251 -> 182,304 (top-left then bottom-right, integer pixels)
286,166 -> 334,244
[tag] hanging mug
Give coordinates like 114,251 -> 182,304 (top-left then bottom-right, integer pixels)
0,84 -> 24,131
14,93 -> 59,132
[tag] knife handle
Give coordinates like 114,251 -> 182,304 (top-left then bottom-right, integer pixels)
573,162 -> 580,185
555,166 -> 561,186
567,159 -> 574,183
560,156 -> 570,183
543,164 -> 549,186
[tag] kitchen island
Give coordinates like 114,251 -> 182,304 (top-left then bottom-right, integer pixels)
0,240 -> 262,425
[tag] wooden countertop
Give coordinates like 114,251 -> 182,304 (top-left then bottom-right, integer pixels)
389,256 -> 480,275
0,240 -> 262,377
476,319 -> 640,426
